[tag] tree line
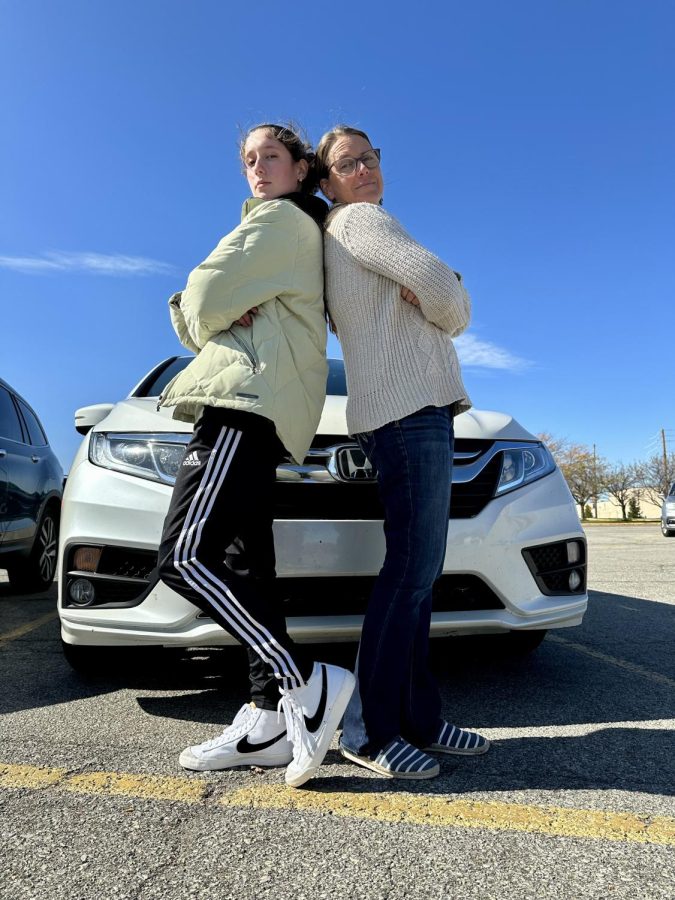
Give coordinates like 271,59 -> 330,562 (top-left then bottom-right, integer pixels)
537,434 -> 675,520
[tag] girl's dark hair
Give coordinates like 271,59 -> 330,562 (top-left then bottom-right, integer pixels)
240,122 -> 319,195
314,125 -> 374,184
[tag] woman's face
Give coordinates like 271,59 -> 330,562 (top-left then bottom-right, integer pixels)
243,129 -> 308,200
320,134 -> 384,206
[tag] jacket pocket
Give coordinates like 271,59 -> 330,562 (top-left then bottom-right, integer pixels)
230,331 -> 261,374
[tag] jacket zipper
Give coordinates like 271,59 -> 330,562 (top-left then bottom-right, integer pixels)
231,331 -> 261,374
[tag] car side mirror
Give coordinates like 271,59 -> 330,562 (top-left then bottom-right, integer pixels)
74,403 -> 115,435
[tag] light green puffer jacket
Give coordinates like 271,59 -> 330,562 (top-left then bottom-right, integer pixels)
158,198 -> 328,463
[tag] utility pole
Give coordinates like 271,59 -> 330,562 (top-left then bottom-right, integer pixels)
593,443 -> 598,519
662,428 -> 669,495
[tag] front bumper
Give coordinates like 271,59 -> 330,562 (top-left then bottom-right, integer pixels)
59,462 -> 587,647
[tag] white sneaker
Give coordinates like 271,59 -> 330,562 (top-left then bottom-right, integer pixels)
280,662 -> 356,788
179,703 -> 292,771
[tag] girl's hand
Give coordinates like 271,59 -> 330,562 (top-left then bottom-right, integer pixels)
234,306 -> 259,327
400,286 -> 420,306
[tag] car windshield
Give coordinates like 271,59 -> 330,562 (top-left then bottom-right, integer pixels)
133,357 -> 347,398
326,359 -> 347,396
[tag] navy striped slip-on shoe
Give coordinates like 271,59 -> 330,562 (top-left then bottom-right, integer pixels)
425,721 -> 490,755
340,737 -> 439,779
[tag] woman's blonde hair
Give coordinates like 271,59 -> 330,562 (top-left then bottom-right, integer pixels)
313,125 -> 374,185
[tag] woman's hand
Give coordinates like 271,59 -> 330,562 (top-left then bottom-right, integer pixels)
234,306 -> 259,327
400,286 -> 420,307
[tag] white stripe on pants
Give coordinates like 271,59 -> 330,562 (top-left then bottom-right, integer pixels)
172,425 -> 304,689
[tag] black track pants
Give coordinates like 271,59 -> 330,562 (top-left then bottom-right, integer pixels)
158,406 -> 312,704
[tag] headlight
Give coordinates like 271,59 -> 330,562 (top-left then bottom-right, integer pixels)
495,443 -> 556,496
89,432 -> 190,484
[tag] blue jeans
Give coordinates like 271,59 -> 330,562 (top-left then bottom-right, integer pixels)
341,405 -> 454,757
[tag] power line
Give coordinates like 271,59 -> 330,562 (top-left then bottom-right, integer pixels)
645,429 -> 675,453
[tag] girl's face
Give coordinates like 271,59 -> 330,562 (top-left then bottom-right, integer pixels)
320,134 -> 384,206
243,129 -> 308,200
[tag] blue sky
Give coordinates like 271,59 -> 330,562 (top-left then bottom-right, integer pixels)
1,0 -> 673,472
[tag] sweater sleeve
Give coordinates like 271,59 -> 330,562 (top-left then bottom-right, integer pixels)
180,201 -> 299,349
335,203 -> 471,337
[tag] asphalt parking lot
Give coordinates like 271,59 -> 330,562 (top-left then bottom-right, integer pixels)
1,523 -> 673,900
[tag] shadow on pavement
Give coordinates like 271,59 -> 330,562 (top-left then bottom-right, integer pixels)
311,723 -> 675,797
2,589 -> 673,746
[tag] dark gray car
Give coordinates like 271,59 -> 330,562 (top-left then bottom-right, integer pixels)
0,378 -> 63,591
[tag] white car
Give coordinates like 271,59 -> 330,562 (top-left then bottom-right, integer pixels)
59,357 -> 588,671
661,482 -> 675,537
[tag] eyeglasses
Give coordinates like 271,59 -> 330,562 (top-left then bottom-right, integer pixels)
329,149 -> 381,177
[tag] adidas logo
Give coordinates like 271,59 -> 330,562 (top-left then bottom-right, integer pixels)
182,451 -> 201,467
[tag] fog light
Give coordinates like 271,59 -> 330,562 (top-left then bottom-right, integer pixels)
73,547 -> 102,572
568,570 -> 582,591
566,541 -> 581,564
69,578 -> 96,607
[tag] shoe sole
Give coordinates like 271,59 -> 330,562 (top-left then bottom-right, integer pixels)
340,745 -> 440,780
285,669 -> 356,788
424,738 -> 491,756
179,749 -> 293,771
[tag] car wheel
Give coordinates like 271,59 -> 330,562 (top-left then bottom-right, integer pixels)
431,629 -> 548,666
61,640 -> 123,676
61,640 -> 179,676
8,507 -> 59,593
496,629 -> 548,655
661,522 -> 675,537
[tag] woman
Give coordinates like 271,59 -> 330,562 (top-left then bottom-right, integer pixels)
157,124 -> 354,789
316,125 -> 489,779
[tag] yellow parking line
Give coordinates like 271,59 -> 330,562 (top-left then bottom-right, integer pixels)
0,763 -> 66,789
221,785 -> 675,845
549,634 -> 675,690
0,611 -> 58,646
1,762 -> 673,846
66,769 -> 208,804
0,763 -> 207,803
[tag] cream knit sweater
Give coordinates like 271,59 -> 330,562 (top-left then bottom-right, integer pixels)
324,201 -> 472,435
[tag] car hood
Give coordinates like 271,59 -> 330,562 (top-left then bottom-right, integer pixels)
92,399 -> 194,434
320,397 -> 537,441
94,396 -> 538,443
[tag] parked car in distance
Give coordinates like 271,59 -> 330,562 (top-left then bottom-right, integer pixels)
59,357 -> 588,672
0,377 -> 63,592
661,483 -> 675,537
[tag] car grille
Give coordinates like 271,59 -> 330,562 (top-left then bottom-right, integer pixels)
273,437 -> 501,520
522,540 -> 587,596
97,547 -> 157,579
62,546 -> 157,609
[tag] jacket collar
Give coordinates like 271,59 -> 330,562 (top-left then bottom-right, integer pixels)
241,192 -> 329,228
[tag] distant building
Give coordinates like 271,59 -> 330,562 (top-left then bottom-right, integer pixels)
591,490 -> 661,520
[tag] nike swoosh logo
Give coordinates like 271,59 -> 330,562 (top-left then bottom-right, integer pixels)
236,731 -> 288,754
304,664 -> 328,733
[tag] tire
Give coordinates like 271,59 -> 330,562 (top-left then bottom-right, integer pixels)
431,629 -> 548,666
61,640 -> 116,675
486,629 -> 548,656
8,506 -> 59,593
503,629 -> 548,654
61,640 -> 180,677
661,522 -> 675,537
